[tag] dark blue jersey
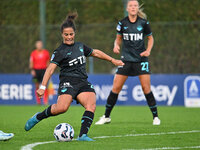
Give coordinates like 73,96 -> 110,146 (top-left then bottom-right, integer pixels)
116,16 -> 152,62
50,42 -> 93,80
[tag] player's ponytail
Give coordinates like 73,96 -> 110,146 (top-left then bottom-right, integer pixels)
138,3 -> 147,19
127,0 -> 147,19
61,12 -> 78,33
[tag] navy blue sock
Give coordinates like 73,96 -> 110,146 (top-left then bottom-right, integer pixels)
145,92 -> 158,118
79,111 -> 94,137
36,105 -> 53,121
104,91 -> 118,118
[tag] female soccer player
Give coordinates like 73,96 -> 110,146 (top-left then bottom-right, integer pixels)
24,12 -> 124,141
95,0 -> 161,125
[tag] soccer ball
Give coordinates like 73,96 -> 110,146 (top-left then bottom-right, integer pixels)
53,123 -> 74,142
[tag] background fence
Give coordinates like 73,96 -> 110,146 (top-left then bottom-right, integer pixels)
0,0 -> 200,74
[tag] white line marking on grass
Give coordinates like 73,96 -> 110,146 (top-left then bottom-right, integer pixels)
21,141 -> 56,150
93,130 -> 200,139
123,145 -> 200,150
20,130 -> 200,150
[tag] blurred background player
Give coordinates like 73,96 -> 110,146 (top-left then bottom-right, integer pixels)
95,0 -> 160,125
30,40 -> 50,105
24,12 -> 124,141
0,130 -> 14,141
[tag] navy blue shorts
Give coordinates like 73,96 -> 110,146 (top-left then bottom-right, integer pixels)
116,61 -> 151,76
58,77 -> 95,100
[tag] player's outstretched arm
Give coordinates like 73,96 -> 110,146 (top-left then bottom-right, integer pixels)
91,49 -> 124,66
37,63 -> 57,98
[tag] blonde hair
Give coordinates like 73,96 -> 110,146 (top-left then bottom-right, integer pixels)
127,0 -> 147,19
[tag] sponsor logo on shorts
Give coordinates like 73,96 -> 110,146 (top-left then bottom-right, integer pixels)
61,82 -> 73,88
61,88 -> 67,93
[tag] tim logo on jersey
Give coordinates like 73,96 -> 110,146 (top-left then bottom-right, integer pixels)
124,25 -> 143,41
69,55 -> 86,66
123,33 -> 143,41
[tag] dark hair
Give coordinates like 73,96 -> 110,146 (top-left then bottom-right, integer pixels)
61,12 -> 78,33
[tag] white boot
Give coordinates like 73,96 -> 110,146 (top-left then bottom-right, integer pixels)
0,130 -> 14,141
153,117 -> 161,125
95,115 -> 111,125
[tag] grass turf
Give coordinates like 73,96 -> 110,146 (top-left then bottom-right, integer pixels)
0,105 -> 200,150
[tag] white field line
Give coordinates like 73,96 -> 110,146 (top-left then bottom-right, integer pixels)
21,141 -> 56,150
123,145 -> 200,150
20,130 -> 200,150
93,130 -> 200,139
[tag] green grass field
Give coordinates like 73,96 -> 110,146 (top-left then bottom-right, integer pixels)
0,105 -> 200,150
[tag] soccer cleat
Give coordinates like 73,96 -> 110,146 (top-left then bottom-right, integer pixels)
24,112 -> 40,131
77,134 -> 95,141
0,130 -> 14,141
153,117 -> 161,125
95,115 -> 111,125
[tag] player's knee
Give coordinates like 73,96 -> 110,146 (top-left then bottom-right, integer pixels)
57,105 -> 69,114
141,84 -> 151,94
85,103 -> 96,113
112,86 -> 122,94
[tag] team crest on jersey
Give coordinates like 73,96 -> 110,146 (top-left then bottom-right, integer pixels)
79,47 -> 83,52
67,52 -> 72,55
124,26 -> 128,30
137,25 -> 143,31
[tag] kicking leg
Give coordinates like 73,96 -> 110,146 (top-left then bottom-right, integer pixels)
24,94 -> 73,131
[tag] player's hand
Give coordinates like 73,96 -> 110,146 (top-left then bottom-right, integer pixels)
111,59 -> 124,66
37,89 -> 45,98
140,50 -> 151,57
113,45 -> 120,54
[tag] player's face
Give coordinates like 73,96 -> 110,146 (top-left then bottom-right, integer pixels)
127,0 -> 139,16
62,27 -> 75,45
